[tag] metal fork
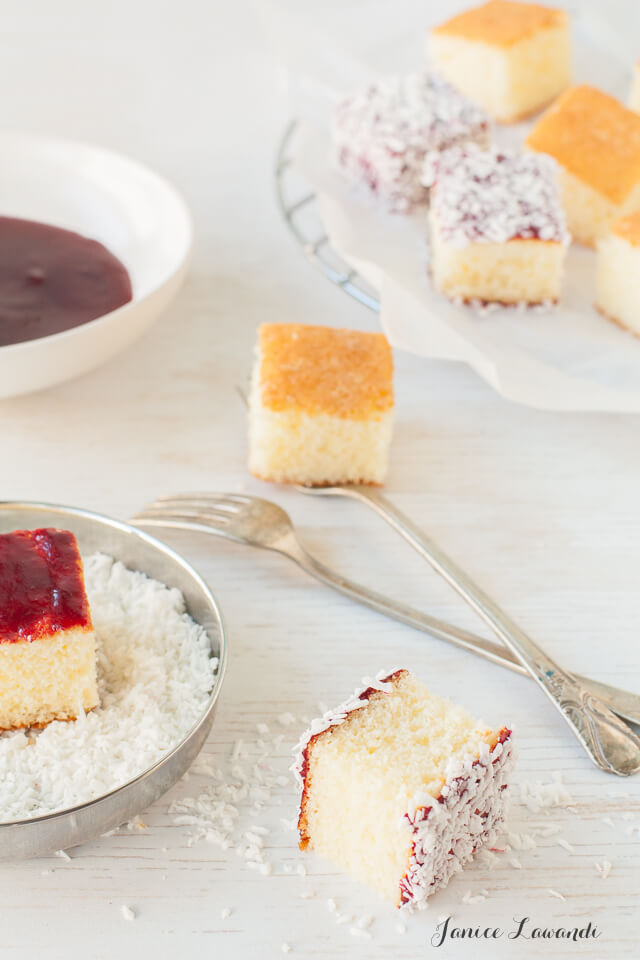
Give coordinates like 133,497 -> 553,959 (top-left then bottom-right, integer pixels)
132,493 -> 640,775
294,484 -> 640,776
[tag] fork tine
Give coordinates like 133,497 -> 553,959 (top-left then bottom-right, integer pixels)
133,506 -> 232,526
146,497 -> 242,515
153,492 -> 251,509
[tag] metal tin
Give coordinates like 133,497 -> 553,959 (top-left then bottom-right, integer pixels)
0,501 -> 227,859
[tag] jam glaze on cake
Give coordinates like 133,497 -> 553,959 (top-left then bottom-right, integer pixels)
333,71 -> 489,213
293,670 -> 514,910
0,528 -> 98,731
526,86 -> 640,247
424,144 -> 569,304
0,529 -> 92,643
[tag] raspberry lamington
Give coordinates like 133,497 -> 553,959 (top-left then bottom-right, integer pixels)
0,528 -> 99,730
293,669 -> 514,909
333,71 -> 489,212
424,143 -> 569,304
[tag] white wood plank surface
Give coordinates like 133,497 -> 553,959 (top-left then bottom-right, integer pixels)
0,2 -> 639,957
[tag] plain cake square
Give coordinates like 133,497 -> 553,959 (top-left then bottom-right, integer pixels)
428,0 -> 571,123
630,60 -> 640,113
424,144 -> 569,304
294,669 -> 514,909
526,85 -> 640,247
0,528 -> 99,730
333,71 -> 489,212
248,323 -> 394,486
596,212 -> 640,336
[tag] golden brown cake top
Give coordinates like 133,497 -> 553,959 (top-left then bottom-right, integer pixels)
431,0 -> 566,48
526,86 -> 640,204
257,323 -> 394,419
610,210 -> 640,247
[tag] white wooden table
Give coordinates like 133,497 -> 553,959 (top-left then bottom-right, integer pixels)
1,2 -> 639,957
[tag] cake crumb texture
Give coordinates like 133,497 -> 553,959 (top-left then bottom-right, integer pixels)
610,210 -> 640,246
257,323 -> 393,419
527,86 -> 640,205
432,0 -> 567,47
294,670 -> 514,908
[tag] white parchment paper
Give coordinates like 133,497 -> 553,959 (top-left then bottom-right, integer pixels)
271,0 -> 640,412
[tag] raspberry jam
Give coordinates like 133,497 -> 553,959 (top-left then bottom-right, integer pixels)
0,529 -> 91,642
0,217 -> 132,347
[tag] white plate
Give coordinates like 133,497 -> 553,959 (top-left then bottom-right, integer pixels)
0,132 -> 192,399
286,2 -> 640,412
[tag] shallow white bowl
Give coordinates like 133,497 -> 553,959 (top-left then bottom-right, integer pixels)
0,132 -> 193,399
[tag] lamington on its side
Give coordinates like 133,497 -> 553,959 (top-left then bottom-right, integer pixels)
294,669 -> 514,909
527,85 -> 640,247
0,528 -> 99,730
424,144 -> 569,304
333,71 -> 489,212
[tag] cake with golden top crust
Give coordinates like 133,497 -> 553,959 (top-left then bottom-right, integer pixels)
0,528 -> 99,730
248,323 -> 394,486
294,669 -> 514,909
428,0 -> 571,123
527,85 -> 640,247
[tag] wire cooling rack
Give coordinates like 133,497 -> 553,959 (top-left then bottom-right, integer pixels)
275,120 -> 380,313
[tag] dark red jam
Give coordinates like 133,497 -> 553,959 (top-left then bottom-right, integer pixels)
0,529 -> 91,642
0,217 -> 132,347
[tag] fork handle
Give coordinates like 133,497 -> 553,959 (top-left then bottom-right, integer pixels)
279,535 -> 640,728
322,487 -> 640,775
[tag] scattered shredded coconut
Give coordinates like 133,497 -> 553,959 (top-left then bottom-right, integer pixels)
0,554 -> 217,822
509,857 -> 522,870
55,849 -> 71,862
333,71 -> 488,212
281,942 -> 292,954
220,907 -> 232,920
121,905 -> 136,921
327,898 -> 338,913
278,713 -> 296,727
596,860 -> 612,879
602,816 -> 615,827
396,921 -> 407,935
556,838 -> 575,853
424,144 -> 570,248
548,889 -> 566,902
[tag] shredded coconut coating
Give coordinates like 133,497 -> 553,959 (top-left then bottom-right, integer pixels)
0,553 -> 217,821
424,143 -> 570,248
400,733 -> 514,910
257,323 -> 394,419
333,71 -> 489,213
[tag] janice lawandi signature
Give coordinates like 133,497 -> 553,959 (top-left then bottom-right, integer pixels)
431,915 -> 602,948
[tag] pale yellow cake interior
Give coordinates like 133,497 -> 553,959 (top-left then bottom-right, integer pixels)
596,214 -> 640,336
429,2 -> 570,123
248,323 -> 394,486
0,627 -> 99,730
429,212 -> 566,303
301,672 -> 496,905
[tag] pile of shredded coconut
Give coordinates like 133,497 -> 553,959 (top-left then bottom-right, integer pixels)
0,553 -> 218,822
